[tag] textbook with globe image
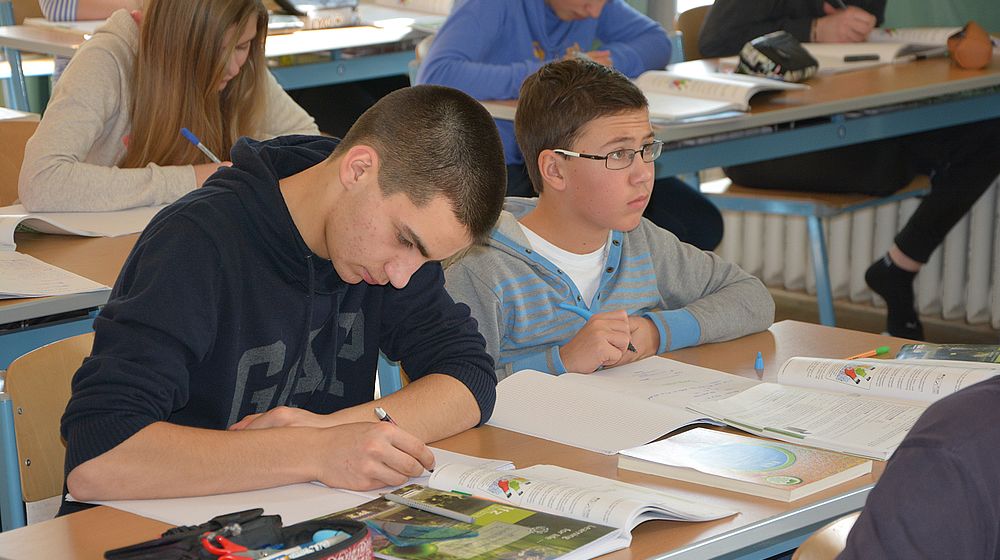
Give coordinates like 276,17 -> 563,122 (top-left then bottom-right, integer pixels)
619,428 -> 872,502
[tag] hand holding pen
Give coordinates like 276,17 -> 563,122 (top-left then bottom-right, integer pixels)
815,1 -> 877,43
180,128 -> 232,186
557,303 -> 645,373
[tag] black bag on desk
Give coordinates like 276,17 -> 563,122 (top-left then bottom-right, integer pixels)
738,30 -> 819,82
104,508 -> 372,560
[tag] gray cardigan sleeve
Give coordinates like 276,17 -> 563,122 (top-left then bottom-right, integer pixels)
639,220 -> 774,346
444,250 -> 515,382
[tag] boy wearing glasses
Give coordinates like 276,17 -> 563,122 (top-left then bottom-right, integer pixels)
445,59 -> 773,379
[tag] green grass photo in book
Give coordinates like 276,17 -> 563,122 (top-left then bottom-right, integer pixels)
896,343 -> 1000,364
324,484 -> 627,560
618,428 -> 872,502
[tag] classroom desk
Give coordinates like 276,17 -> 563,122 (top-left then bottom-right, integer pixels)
483,54 -> 1000,176
0,233 -> 137,368
0,4 -> 430,110
0,320 -> 912,560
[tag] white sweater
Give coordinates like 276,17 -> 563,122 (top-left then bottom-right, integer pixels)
19,10 -> 319,212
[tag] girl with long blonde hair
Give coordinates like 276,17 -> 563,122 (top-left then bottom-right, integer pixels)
20,0 -> 318,211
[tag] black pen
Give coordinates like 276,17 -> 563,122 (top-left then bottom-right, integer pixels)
844,54 -> 879,62
829,0 -> 847,9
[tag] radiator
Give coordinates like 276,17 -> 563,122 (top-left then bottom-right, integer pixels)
715,180 -> 1000,331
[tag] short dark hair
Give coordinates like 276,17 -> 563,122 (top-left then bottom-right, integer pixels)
515,59 -> 648,193
334,85 -> 507,244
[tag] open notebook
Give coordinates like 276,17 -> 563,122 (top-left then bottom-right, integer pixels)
803,41 -> 947,73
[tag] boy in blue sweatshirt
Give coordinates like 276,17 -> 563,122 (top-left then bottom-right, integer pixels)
417,0 -> 723,250
445,60 -> 773,379
59,85 -> 506,506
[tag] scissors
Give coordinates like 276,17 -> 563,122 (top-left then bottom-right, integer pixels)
201,533 -> 276,560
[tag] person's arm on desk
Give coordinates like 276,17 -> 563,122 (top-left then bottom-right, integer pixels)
592,0 -> 671,78
698,0 -> 886,57
415,1 -> 542,99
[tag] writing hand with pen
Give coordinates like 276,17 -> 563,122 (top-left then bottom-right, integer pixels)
228,405 -> 435,490
814,1 -> 878,43
558,306 -> 660,373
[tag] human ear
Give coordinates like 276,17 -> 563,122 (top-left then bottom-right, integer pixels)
340,146 -> 377,188
538,150 -> 568,192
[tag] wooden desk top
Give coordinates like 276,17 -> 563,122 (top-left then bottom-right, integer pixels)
0,321 -> 910,560
482,54 -> 1000,144
0,233 -> 137,324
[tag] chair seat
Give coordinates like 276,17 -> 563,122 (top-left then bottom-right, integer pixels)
702,175 -> 931,217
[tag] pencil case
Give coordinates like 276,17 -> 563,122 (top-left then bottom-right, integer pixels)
737,30 -> 818,82
103,507 -> 372,560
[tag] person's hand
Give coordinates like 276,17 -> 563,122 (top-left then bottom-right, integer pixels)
311,422 -> 436,490
585,49 -> 613,67
560,310 -> 633,373
229,406 -> 335,430
608,316 -> 660,367
814,3 -> 877,43
194,162 -> 232,186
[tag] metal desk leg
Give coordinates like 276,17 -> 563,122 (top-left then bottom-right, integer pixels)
807,216 -> 836,326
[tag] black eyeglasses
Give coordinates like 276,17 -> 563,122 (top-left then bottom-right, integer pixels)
553,140 -> 663,170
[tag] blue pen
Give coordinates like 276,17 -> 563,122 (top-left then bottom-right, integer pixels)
754,351 -> 764,377
180,127 -> 222,164
558,302 -> 637,353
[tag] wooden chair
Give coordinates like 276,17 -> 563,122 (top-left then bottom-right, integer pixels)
0,332 -> 93,531
0,117 -> 39,206
675,5 -> 711,61
793,511 -> 860,560
702,175 -> 931,326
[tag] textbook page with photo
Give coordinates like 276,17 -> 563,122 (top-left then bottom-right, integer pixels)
688,357 -> 1000,460
634,70 -> 807,122
487,356 -> 759,454
326,484 -> 627,560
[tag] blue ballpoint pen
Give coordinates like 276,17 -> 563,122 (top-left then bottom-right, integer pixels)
180,127 -> 222,164
558,302 -> 637,353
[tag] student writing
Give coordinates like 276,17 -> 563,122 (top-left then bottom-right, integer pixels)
58,85 -> 505,508
20,0 -> 319,212
445,59 -> 774,379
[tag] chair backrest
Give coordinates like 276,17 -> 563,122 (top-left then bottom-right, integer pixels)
792,511 -> 860,560
10,0 -> 43,24
675,5 -> 711,61
4,332 -> 93,504
0,118 -> 39,206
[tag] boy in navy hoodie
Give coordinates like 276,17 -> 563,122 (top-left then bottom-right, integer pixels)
417,0 -> 724,250
60,85 -> 507,505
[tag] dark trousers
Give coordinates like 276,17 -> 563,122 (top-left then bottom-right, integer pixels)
724,118 -> 1000,263
506,164 -> 724,251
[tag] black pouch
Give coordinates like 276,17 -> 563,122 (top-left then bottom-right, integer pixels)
737,30 -> 819,82
104,508 -> 372,560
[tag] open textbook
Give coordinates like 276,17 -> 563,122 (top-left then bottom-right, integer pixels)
688,357 -> 1000,460
327,464 -> 733,560
0,204 -> 163,252
634,70 -> 807,122
487,356 -> 758,454
0,251 -> 108,299
803,41 -> 946,73
869,26 -> 1000,51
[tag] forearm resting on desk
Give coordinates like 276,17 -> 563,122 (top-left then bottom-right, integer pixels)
66,420 -> 434,501
229,374 -> 483,442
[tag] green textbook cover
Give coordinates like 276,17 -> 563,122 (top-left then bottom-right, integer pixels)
324,485 -> 627,560
896,343 -> 1000,364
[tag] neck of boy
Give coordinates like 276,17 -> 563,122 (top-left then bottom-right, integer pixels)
520,197 -> 611,254
279,158 -> 342,260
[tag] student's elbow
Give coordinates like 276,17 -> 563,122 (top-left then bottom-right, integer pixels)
65,458 -> 111,502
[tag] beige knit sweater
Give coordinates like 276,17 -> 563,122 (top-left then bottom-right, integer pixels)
19,10 -> 319,212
